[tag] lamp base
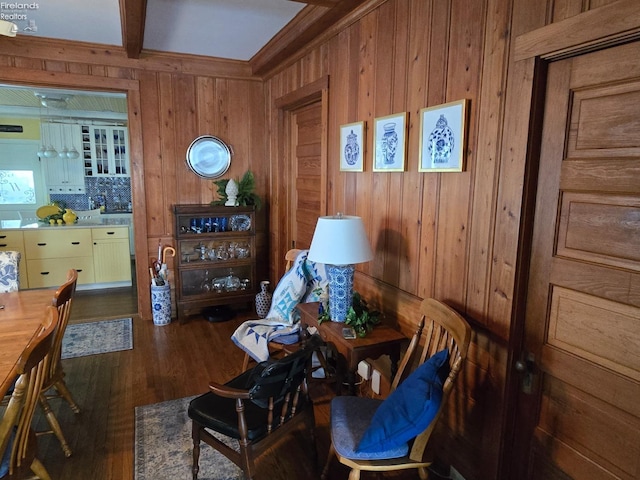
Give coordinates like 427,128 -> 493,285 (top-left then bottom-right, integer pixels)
326,264 -> 355,322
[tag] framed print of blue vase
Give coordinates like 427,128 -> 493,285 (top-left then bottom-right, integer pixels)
340,121 -> 365,172
344,129 -> 360,166
418,99 -> 468,173
428,114 -> 454,164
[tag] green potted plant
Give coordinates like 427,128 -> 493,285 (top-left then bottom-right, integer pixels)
318,291 -> 381,337
211,170 -> 262,209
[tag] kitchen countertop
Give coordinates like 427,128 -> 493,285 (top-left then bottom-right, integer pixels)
0,217 -> 132,230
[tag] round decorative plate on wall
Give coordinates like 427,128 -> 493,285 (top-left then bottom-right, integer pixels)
186,135 -> 232,179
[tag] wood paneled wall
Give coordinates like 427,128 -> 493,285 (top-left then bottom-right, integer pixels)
0,40 -> 267,318
262,0 -> 625,477
0,0 -> 626,477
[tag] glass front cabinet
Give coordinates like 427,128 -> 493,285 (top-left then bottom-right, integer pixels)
173,204 -> 263,322
81,125 -> 129,177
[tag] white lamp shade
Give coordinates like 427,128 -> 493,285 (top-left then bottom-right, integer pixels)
0,20 -> 17,37
308,215 -> 373,266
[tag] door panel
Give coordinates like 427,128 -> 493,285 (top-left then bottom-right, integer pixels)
517,42 -> 640,479
289,102 -> 322,250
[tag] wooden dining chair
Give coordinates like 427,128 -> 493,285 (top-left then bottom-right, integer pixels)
0,305 -> 58,480
240,248 -> 337,388
321,298 -> 472,480
37,269 -> 80,457
188,334 -> 322,480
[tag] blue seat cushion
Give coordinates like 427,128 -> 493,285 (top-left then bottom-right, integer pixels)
330,396 -> 409,460
355,348 -> 450,454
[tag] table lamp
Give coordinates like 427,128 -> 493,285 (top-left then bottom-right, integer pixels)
308,213 -> 373,322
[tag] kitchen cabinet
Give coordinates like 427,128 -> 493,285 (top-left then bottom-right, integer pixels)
0,230 -> 28,288
81,125 -> 129,177
23,228 -> 95,288
41,123 -> 86,194
174,204 -> 262,322
92,226 -> 131,283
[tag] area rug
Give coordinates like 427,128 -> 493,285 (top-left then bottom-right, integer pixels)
61,317 -> 133,359
134,396 -> 242,480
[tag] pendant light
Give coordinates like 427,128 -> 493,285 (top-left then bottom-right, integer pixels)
58,122 -> 69,159
66,123 -> 80,159
43,120 -> 58,158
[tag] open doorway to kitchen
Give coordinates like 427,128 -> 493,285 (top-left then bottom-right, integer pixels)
0,82 -> 138,297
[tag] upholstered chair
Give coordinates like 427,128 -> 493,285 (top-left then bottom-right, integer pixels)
0,251 -> 21,293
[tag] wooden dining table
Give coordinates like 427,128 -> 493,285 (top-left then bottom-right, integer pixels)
0,288 -> 56,397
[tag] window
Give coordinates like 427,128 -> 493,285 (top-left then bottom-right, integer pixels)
0,170 -> 36,205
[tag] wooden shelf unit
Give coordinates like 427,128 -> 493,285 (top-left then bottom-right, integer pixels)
173,204 -> 266,322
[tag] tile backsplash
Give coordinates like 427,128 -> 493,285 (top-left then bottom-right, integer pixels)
50,177 -> 132,212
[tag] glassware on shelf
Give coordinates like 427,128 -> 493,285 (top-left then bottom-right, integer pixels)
212,278 -> 226,293
225,269 -> 240,291
197,243 -> 207,261
200,270 -> 212,292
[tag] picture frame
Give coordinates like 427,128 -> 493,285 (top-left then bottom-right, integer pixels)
339,121 -> 365,172
373,112 -> 407,172
418,99 -> 468,172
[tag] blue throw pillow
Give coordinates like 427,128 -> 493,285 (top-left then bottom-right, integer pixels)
356,348 -> 450,454
0,427 -> 15,477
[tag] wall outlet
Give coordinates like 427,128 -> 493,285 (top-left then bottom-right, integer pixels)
450,466 -> 466,480
371,369 -> 381,394
357,360 -> 371,380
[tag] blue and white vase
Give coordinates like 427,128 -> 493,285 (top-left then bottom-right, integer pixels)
382,123 -> 398,164
428,114 -> 454,164
326,264 -> 355,322
344,129 -> 360,166
255,280 -> 272,318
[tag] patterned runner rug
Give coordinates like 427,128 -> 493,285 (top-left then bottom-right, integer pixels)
62,317 -> 133,359
134,396 -> 242,480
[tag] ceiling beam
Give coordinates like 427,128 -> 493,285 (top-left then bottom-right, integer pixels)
120,0 -> 147,59
251,0 -> 365,76
288,0 -> 342,6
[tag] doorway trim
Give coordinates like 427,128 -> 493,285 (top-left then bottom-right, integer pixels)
271,76 -> 329,281
500,1 -> 640,477
0,70 -> 148,318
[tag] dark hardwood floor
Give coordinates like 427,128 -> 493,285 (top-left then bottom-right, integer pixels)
33,286 -> 422,480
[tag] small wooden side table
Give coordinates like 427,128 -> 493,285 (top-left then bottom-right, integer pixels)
296,302 -> 406,395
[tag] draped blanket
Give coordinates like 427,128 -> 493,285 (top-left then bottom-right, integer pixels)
231,250 -> 327,363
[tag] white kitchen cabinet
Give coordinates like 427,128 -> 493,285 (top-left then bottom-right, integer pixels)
41,123 -> 86,193
81,125 -> 129,177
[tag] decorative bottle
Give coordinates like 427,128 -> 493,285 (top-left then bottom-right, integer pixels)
255,280 -> 272,318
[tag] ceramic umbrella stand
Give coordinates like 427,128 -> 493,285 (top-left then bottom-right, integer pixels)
151,282 -> 172,326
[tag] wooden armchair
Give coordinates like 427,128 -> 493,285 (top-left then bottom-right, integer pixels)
321,298 -> 472,480
0,306 -> 58,479
188,334 -> 322,480
37,269 -> 80,457
240,248 -> 337,388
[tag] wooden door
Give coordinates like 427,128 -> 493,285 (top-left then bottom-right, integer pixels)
289,101 -> 323,250
513,42 -> 640,479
